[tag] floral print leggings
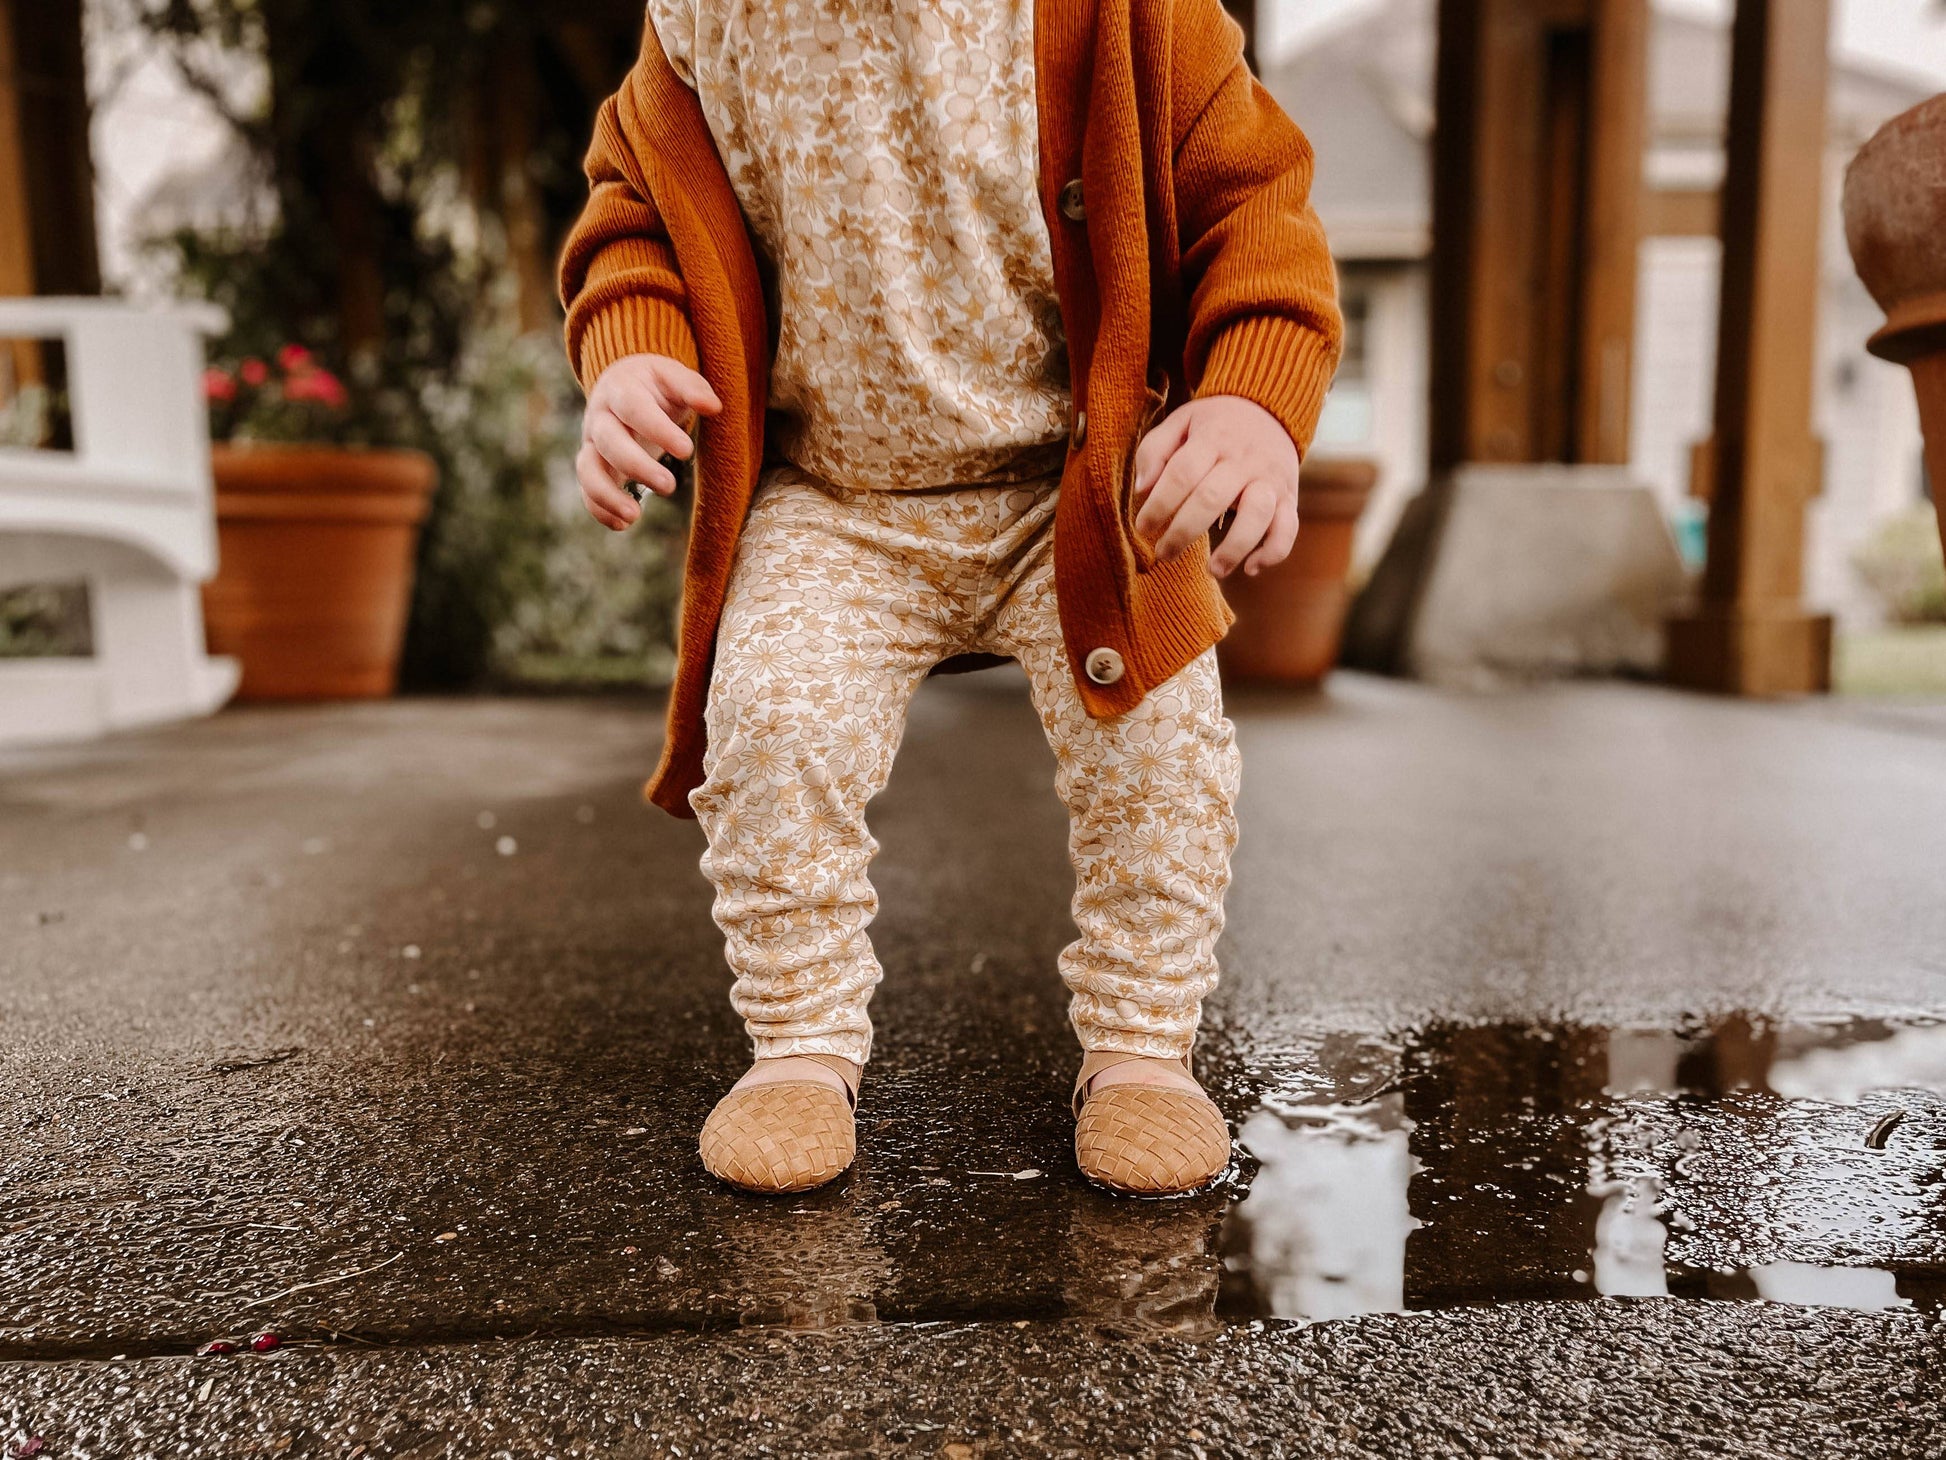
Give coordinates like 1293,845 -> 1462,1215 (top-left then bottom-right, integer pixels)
688,465 -> 1242,1066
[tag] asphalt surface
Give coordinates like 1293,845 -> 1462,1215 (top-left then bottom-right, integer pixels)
1,672 -> 1942,1457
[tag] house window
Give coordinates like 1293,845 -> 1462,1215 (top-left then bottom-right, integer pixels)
1315,288 -> 1373,448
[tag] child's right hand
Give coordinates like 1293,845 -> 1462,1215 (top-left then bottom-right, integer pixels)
576,354 -> 723,530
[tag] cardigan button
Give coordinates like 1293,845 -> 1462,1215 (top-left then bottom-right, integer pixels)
1084,647 -> 1125,686
1058,178 -> 1086,221
1070,410 -> 1088,449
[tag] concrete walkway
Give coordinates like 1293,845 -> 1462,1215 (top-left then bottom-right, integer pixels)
1,672 -> 1942,1456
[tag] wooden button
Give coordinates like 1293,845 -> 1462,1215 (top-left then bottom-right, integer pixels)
1058,178 -> 1086,221
1070,410 -> 1088,449
1084,647 -> 1125,685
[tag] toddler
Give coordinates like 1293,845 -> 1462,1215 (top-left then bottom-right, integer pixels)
559,0 -> 1340,1195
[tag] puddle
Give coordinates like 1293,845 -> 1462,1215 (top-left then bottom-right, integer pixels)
1225,1098 -> 1417,1321
1221,1017 -> 1946,1324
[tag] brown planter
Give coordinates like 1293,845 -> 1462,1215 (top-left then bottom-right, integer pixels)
1216,457 -> 1377,686
202,443 -> 437,700
1843,92 -> 1946,562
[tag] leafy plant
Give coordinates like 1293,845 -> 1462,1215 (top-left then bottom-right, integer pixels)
492,486 -> 687,690
1853,506 -> 1946,625
0,584 -> 92,659
395,325 -> 689,692
0,383 -> 59,451
101,0 -> 672,689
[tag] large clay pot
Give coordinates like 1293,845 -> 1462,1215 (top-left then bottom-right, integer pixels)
1216,457 -> 1377,686
202,443 -> 437,700
1843,93 -> 1946,561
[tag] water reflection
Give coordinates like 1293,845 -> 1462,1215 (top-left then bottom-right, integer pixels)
1747,1262 -> 1909,1312
1769,1022 -> 1946,1104
1588,1175 -> 1669,1299
1062,1192 -> 1225,1339
1223,1017 -> 1943,1323
1225,1099 -> 1417,1321
725,1192 -> 892,1331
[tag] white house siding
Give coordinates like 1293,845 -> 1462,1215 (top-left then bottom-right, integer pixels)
1315,263 -> 1428,571
1629,237 -> 1720,533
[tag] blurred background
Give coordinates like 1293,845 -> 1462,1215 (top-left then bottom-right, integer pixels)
1,0 -> 1943,717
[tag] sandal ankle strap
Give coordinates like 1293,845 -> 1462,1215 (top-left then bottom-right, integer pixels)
1072,1050 -> 1194,1118
791,1052 -> 862,1108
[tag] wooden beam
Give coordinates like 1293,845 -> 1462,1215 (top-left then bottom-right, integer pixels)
0,0 -> 34,301
0,0 -> 32,399
1429,0 -> 1647,470
1641,186 -> 1720,238
1431,0 -> 1543,468
1533,17 -> 1591,462
1575,0 -> 1648,464
0,0 -> 98,416
1666,0 -> 1834,696
0,0 -> 99,297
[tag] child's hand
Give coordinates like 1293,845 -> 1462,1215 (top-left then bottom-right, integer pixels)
577,354 -> 723,531
1131,395 -> 1300,578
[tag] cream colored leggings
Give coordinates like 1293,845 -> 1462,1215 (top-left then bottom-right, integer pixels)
688,465 -> 1241,1066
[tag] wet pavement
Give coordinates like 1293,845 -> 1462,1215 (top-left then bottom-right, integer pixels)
1,673 -> 1943,1456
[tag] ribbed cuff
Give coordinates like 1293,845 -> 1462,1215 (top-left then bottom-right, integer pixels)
574,293 -> 701,388
1194,314 -> 1339,460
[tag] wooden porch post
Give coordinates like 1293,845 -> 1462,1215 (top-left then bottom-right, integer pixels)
1576,0 -> 1649,465
0,0 -> 33,301
0,0 -> 98,413
1344,0 -> 1675,685
0,0 -> 100,298
1665,0 -> 1834,696
1430,0 -> 1648,471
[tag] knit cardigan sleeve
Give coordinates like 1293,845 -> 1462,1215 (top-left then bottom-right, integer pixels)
1170,0 -> 1344,458
558,79 -> 701,390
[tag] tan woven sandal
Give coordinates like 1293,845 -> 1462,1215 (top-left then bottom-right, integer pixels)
1073,1051 -> 1231,1195
699,1054 -> 861,1194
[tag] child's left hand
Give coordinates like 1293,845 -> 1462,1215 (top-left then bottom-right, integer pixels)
1131,395 -> 1300,579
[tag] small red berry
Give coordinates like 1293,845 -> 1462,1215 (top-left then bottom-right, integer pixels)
198,1339 -> 238,1356
250,1331 -> 281,1353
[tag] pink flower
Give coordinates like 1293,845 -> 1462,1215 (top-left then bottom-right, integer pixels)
277,344 -> 313,373
202,368 -> 237,403
283,367 -> 350,410
239,357 -> 269,387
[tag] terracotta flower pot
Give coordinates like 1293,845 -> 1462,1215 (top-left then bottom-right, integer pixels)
202,443 -> 437,700
1216,457 -> 1378,687
1843,93 -> 1946,562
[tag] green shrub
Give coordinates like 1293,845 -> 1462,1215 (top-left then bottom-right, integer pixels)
402,328 -> 688,692
115,0 -> 678,691
1852,507 -> 1946,625
0,584 -> 91,658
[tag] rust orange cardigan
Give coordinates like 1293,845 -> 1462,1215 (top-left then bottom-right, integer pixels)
560,0 -> 1342,817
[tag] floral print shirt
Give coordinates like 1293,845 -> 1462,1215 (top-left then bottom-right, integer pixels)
644,0 -> 1073,490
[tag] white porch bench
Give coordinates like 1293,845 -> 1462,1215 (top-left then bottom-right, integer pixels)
0,298 -> 239,745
